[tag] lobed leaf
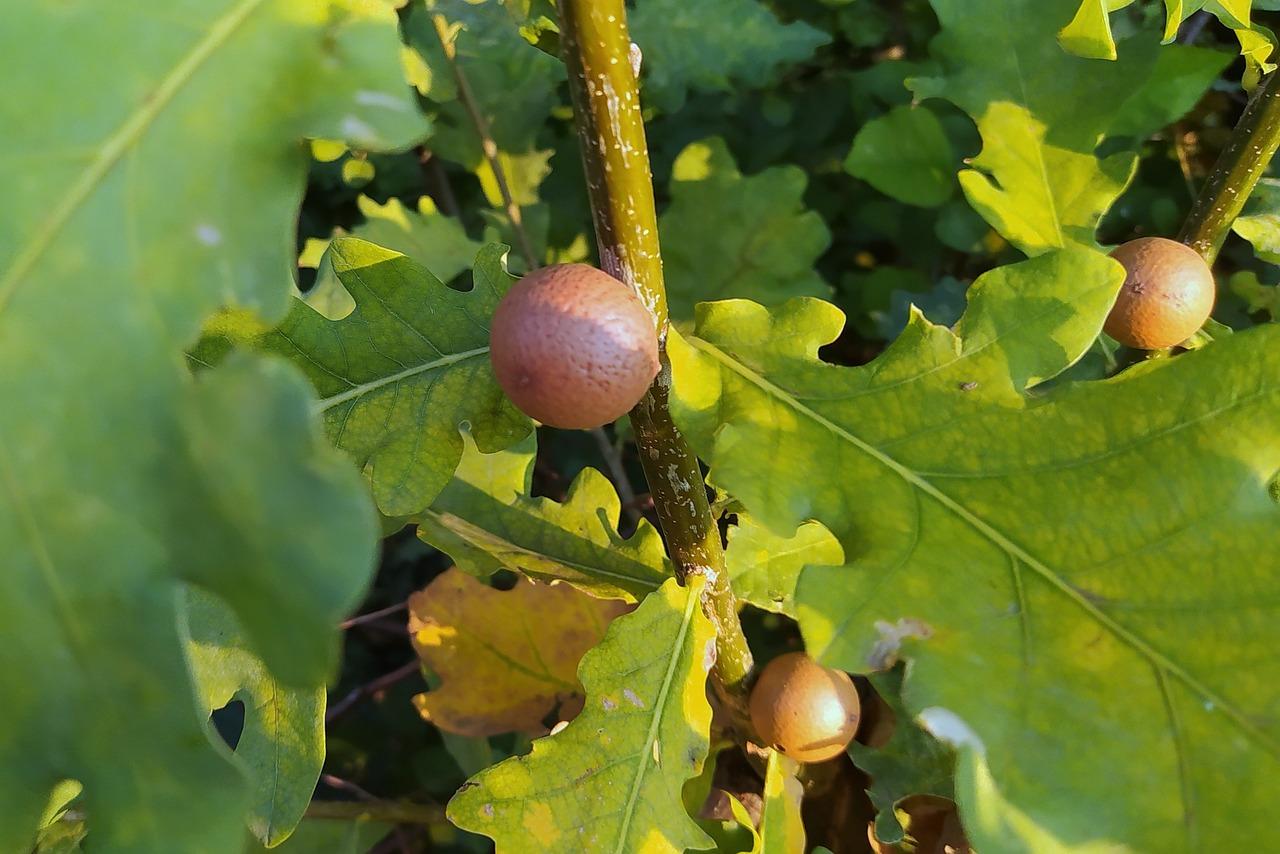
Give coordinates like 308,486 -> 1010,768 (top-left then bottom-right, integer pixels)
409,568 -> 630,736
629,0 -> 830,112
183,591 -> 323,848
264,239 -> 532,517
671,245 -> 1280,849
914,0 -> 1230,256
660,138 -> 832,321
449,577 -> 717,853
725,515 -> 843,618
849,669 -> 956,846
846,106 -> 956,208
302,195 -> 483,320
0,3 -> 426,845
417,434 -> 673,602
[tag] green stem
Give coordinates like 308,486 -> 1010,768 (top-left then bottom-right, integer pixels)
555,0 -> 755,706
1178,70 -> 1280,264
306,798 -> 444,825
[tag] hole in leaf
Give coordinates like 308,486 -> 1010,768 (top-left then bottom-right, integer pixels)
210,699 -> 245,750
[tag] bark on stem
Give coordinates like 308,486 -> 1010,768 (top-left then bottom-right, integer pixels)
555,0 -> 754,702
1179,70 -> 1280,264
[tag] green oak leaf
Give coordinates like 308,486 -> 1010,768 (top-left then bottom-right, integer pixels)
1060,0 -> 1274,83
913,0 -> 1229,255
670,246 -> 1280,849
1231,176 -> 1280,263
417,433 -> 672,602
725,516 -> 843,618
242,817 -> 393,853
183,590 -> 323,848
629,0 -> 830,112
849,668 -> 956,846
264,239 -> 532,517
449,577 -> 716,853
0,3 -> 420,847
759,752 -> 806,853
845,105 -> 956,208
660,138 -> 832,320
403,0 -> 564,168
302,195 -> 483,320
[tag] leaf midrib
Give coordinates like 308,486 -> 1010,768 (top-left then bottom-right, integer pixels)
421,509 -> 666,594
0,0 -> 270,316
613,583 -> 701,854
313,346 -> 490,413
690,335 -> 1280,756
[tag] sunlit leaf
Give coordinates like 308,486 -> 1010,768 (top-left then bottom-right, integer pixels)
418,434 -> 672,602
264,240 -> 532,517
670,244 -> 1280,849
409,568 -> 629,735
449,578 -> 717,852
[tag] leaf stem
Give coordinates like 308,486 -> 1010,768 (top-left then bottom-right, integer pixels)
430,12 -> 539,270
1178,70 -> 1280,264
555,0 -> 755,706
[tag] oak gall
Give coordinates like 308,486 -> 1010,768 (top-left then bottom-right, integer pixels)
748,651 -> 861,763
1104,237 -> 1215,350
489,264 -> 659,429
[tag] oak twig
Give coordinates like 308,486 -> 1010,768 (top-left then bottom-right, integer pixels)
429,13 -> 539,270
305,798 -> 442,824
556,0 -> 755,715
1179,70 -> 1280,264
326,660 -> 422,724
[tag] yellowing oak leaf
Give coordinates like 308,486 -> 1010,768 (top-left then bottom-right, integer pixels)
409,568 -> 629,736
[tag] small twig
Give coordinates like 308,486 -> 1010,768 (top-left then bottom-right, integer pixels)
340,601 -> 408,630
591,426 -> 640,526
320,773 -> 381,802
1178,10 -> 1211,45
420,148 -> 461,217
430,12 -> 539,270
315,778 -> 425,854
326,659 -> 422,724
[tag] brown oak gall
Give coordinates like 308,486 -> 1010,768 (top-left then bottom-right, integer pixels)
1104,237 -> 1215,350
748,651 -> 861,763
489,264 -> 659,429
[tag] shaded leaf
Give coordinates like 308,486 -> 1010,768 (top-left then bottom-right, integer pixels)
725,516 -> 843,618
629,0 -> 830,112
242,816 -> 392,853
849,669 -> 956,846
0,2 -> 421,846
449,578 -> 717,853
846,106 -> 955,208
184,590 -> 324,848
409,568 -> 630,736
265,239 -> 532,517
913,0 -> 1229,255
403,0 -> 564,167
417,434 -> 672,602
660,138 -> 831,320
670,244 -> 1280,849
